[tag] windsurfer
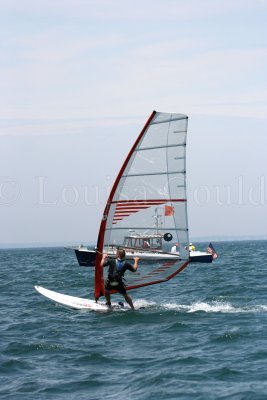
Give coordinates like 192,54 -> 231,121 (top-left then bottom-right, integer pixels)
101,249 -> 139,310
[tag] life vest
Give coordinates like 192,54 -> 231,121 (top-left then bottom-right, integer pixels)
107,259 -> 125,287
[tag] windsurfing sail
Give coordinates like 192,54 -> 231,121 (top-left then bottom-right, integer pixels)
94,111 -> 190,300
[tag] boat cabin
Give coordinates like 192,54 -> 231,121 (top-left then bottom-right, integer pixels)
123,234 -> 163,250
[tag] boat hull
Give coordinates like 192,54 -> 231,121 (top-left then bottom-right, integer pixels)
72,248 -> 213,266
189,251 -> 213,263
74,249 -> 96,266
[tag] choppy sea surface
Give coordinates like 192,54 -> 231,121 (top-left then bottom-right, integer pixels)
0,241 -> 267,400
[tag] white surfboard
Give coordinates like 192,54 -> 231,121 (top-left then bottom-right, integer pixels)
35,286 -> 127,312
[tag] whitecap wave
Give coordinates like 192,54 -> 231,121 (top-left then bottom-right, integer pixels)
133,299 -> 156,309
251,304 -> 267,312
159,301 -> 267,313
132,299 -> 267,313
187,301 -> 238,313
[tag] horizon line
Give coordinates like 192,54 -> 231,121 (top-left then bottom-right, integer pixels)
1,236 -> 267,249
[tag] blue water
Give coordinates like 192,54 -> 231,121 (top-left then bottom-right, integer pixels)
0,241 -> 267,399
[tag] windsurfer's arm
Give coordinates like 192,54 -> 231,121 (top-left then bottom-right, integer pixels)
100,253 -> 108,267
132,257 -> 139,272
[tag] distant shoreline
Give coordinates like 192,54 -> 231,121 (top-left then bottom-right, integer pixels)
1,237 -> 266,250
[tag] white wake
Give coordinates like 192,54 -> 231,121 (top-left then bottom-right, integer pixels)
133,299 -> 267,313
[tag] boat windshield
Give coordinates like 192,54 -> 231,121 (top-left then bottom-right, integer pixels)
123,235 -> 162,250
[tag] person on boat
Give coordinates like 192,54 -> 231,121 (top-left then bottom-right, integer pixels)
171,243 -> 180,253
189,243 -> 196,251
101,249 -> 139,310
143,240 -> 150,249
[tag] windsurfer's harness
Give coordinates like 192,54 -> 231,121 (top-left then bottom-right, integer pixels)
107,259 -> 126,287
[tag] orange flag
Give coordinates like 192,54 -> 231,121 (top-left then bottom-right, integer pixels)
164,205 -> 174,216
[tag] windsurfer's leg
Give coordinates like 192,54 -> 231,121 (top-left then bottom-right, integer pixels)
123,293 -> 135,310
105,290 -> 111,307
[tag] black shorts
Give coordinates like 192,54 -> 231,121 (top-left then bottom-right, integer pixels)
105,281 -> 127,295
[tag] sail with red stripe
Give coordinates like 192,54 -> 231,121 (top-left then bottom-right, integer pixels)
94,111 -> 190,299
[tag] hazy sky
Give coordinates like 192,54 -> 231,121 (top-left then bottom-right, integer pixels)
0,0 -> 266,246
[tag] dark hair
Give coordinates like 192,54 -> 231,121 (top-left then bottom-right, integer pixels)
117,249 -> 126,259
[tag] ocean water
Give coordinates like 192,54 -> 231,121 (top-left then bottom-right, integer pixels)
0,241 -> 267,400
